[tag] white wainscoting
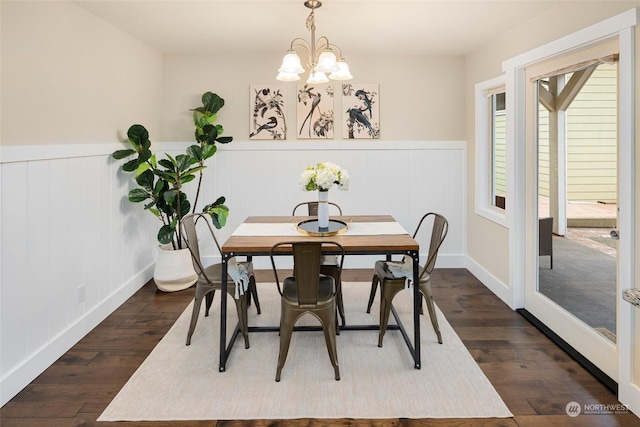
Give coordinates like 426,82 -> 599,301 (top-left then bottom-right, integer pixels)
0,140 -> 467,405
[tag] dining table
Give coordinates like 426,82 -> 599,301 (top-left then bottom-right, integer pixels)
218,214 -> 421,372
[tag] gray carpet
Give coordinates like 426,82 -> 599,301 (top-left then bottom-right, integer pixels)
538,236 -> 616,337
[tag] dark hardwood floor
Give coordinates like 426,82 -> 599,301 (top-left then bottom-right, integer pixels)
1,269 -> 638,427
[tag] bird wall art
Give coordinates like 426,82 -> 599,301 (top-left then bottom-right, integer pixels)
249,84 -> 287,140
296,83 -> 335,139
342,83 -> 380,139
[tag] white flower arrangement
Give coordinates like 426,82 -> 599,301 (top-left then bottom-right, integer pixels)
299,162 -> 350,192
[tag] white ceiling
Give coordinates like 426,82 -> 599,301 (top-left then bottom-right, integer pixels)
73,0 -> 563,56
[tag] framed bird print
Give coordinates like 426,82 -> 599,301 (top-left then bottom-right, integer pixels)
249,84 -> 287,140
342,83 -> 380,139
296,83 -> 334,139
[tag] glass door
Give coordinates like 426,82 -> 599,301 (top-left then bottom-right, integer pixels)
524,40 -> 619,381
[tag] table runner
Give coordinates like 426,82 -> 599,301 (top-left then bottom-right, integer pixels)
231,221 -> 409,237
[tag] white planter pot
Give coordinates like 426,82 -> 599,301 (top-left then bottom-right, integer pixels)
153,246 -> 198,292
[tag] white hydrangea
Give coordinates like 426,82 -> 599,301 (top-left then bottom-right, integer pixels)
299,162 -> 350,192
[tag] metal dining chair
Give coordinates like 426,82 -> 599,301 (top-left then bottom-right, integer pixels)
270,240 -> 344,382
180,213 -> 261,349
292,201 -> 346,327
366,212 -> 448,347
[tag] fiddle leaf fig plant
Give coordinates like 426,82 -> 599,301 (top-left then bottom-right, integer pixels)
112,91 -> 231,249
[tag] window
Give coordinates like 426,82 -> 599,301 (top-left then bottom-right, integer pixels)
475,75 -> 507,226
491,91 -> 506,207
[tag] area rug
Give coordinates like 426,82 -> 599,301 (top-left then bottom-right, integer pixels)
98,282 -> 512,421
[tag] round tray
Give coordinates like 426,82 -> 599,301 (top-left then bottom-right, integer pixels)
296,219 -> 348,237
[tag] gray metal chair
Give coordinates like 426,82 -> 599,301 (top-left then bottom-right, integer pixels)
270,241 -> 344,382
292,201 -> 346,326
366,213 -> 448,347
181,213 -> 261,349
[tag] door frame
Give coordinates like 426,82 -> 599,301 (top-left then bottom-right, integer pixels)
502,8 -> 638,413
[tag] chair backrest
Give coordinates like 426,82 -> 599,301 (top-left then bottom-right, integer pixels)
292,201 -> 343,216
413,213 -> 448,279
180,213 -> 223,276
270,241 -> 344,305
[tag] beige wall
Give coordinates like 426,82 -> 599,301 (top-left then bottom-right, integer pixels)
1,1 -> 163,146
160,53 -> 465,142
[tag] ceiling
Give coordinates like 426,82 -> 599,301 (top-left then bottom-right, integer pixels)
73,0 -> 563,56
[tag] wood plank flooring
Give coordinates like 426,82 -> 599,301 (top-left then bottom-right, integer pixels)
1,268 -> 638,427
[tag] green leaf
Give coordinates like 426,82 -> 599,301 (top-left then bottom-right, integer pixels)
138,146 -> 152,164
135,169 -> 155,190
148,207 -> 161,218
122,159 -> 139,172
181,174 -> 196,185
112,149 -> 135,159
153,178 -> 168,197
202,143 -> 217,159
201,92 -> 224,114
187,145 -> 203,161
127,124 -> 149,149
163,189 -> 178,204
158,158 -> 174,170
128,188 -> 151,203
176,154 -> 196,171
216,136 -> 233,144
135,161 -> 150,177
206,113 -> 218,124
184,165 -> 206,175
207,204 -> 229,229
158,224 -> 175,245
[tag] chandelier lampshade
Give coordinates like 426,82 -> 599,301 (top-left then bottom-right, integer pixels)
329,60 -> 353,80
307,70 -> 329,84
316,49 -> 338,73
278,51 -> 305,74
276,0 -> 353,84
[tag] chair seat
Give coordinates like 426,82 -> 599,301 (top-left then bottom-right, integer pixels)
373,260 -> 429,285
367,213 -> 448,347
199,261 -> 254,287
283,276 -> 334,304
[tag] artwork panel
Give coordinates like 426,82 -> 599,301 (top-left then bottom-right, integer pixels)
296,83 -> 335,139
249,84 -> 287,140
342,83 -> 380,139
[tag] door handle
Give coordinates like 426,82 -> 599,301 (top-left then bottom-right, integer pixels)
610,230 -> 619,240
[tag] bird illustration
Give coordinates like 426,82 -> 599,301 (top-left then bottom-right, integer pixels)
355,89 -> 372,118
299,91 -> 321,137
250,116 -> 277,138
347,108 -> 374,133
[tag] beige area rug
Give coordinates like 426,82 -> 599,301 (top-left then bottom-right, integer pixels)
98,282 -> 512,421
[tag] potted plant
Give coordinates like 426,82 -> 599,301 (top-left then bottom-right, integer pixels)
112,91 -> 232,291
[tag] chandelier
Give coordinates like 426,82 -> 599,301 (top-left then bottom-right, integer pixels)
276,0 -> 353,84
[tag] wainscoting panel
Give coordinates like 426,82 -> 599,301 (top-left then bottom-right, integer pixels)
0,140 -> 466,405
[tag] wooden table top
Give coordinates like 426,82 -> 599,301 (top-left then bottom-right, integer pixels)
221,215 -> 419,255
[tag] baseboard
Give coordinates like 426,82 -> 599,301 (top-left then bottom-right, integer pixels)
465,256 -> 515,308
0,265 -> 154,407
517,308 -> 617,393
